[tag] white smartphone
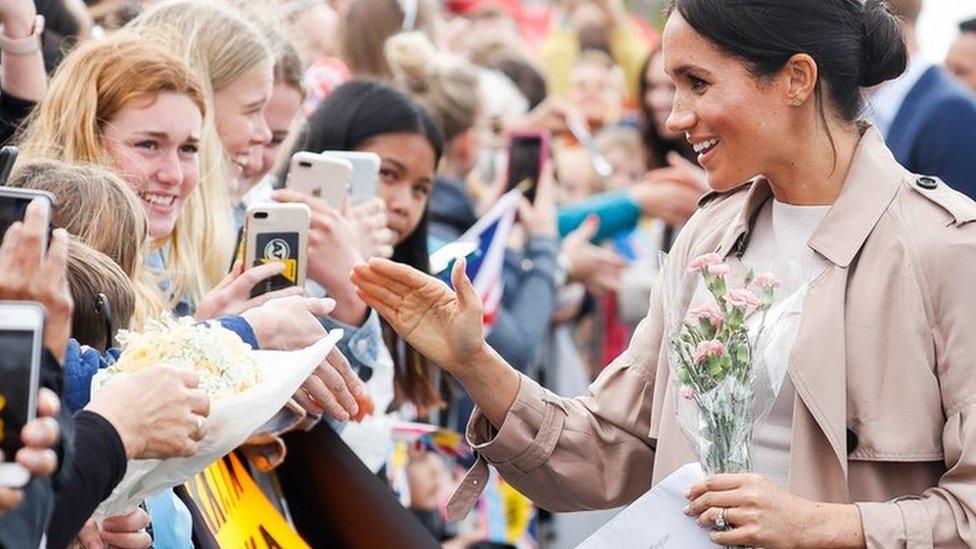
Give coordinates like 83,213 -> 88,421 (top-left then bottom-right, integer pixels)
0,301 -> 44,488
243,203 -> 311,298
321,151 -> 380,204
285,151 -> 352,210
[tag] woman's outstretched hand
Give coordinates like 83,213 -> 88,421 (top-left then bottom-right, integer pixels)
350,257 -> 484,375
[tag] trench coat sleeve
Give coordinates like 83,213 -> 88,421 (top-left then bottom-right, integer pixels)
464,279 -> 666,512
856,229 -> 976,548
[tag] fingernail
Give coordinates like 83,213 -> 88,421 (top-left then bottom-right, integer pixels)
683,505 -> 691,515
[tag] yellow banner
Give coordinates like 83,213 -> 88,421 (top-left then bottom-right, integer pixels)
184,454 -> 309,549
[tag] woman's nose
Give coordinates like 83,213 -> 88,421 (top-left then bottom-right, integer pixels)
667,102 -> 696,134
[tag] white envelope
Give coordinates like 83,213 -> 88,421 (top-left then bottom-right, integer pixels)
577,462 -> 720,549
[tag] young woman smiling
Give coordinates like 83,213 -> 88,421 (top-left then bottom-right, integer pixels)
353,0 -> 976,547
18,32 -> 296,320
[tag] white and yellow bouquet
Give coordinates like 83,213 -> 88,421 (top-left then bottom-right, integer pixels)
93,317 -> 343,519
100,317 -> 261,399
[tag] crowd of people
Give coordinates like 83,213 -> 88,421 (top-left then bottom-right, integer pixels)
0,0 -> 975,547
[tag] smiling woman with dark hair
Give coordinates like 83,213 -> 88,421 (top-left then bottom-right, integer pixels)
352,0 -> 976,547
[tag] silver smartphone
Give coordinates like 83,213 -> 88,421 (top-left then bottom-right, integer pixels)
243,203 -> 311,298
321,151 -> 380,204
285,151 -> 352,210
0,301 -> 44,488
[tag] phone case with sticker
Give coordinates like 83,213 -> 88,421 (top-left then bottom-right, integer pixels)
243,203 -> 310,298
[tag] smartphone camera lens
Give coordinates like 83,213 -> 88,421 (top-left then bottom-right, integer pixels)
254,211 -> 269,219
299,161 -> 312,168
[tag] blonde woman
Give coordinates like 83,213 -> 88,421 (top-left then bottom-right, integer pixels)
18,33 -> 295,319
127,0 -> 275,203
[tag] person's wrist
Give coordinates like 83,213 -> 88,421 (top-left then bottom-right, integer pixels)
85,407 -> 139,459
804,503 -> 864,549
239,308 -> 280,350
331,289 -> 369,326
451,341 -> 493,379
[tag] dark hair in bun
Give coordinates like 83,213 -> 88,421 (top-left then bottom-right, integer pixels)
859,0 -> 910,88
668,0 -> 908,122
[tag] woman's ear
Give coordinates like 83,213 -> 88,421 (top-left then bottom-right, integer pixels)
784,53 -> 818,107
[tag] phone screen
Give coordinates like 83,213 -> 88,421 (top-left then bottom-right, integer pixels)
0,329 -> 34,460
250,231 -> 302,298
0,196 -> 32,243
506,137 -> 543,202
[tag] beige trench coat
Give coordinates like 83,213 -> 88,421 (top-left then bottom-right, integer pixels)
447,127 -> 976,548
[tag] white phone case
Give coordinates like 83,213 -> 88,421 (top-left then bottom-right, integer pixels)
0,301 -> 44,488
321,151 -> 381,204
244,203 -> 311,293
285,151 -> 352,210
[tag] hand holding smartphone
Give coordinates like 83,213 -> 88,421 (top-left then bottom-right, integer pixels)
285,152 -> 352,210
505,130 -> 550,203
321,151 -> 380,204
0,302 -> 45,488
0,187 -> 56,249
243,203 -> 310,298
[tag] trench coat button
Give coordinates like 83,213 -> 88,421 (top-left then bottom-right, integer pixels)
917,176 -> 938,190
847,428 -> 859,454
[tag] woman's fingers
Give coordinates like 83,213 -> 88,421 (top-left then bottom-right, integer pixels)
235,261 -> 286,290
697,506 -> 751,529
686,488 -> 750,517
74,520 -> 104,549
301,374 -> 349,422
300,296 -> 337,318
354,288 -> 397,321
273,189 -> 335,215
16,199 -> 48,265
292,387 -> 324,417
362,257 -> 429,290
186,388 -> 211,417
15,447 -> 57,476
20,416 -> 58,448
242,285 -> 306,310
350,261 -> 411,295
314,361 -> 359,418
688,474 -> 750,499
102,508 -> 151,533
36,388 -> 60,418
326,346 -> 363,398
0,221 -> 22,267
216,260 -> 245,291
451,258 -> 478,309
100,529 -> 153,549
350,275 -> 402,308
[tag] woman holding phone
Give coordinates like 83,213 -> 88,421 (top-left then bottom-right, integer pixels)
19,33 -> 295,321
269,81 -> 446,484
353,0 -> 976,546
19,32 -> 364,547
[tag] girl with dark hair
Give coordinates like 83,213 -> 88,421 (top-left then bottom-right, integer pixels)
356,0 -> 976,546
276,80 -> 446,425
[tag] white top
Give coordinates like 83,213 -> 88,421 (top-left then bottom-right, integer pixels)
739,198 -> 831,488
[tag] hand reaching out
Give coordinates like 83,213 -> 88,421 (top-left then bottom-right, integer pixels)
350,257 -> 485,375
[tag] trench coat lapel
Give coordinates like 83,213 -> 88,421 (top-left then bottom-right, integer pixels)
707,127 -> 906,489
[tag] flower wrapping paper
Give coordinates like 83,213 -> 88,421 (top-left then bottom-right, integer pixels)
92,330 -> 343,520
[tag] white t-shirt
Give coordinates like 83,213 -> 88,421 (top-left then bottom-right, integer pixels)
740,198 -> 831,488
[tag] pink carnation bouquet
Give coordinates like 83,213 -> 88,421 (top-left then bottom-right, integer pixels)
665,252 -> 783,475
